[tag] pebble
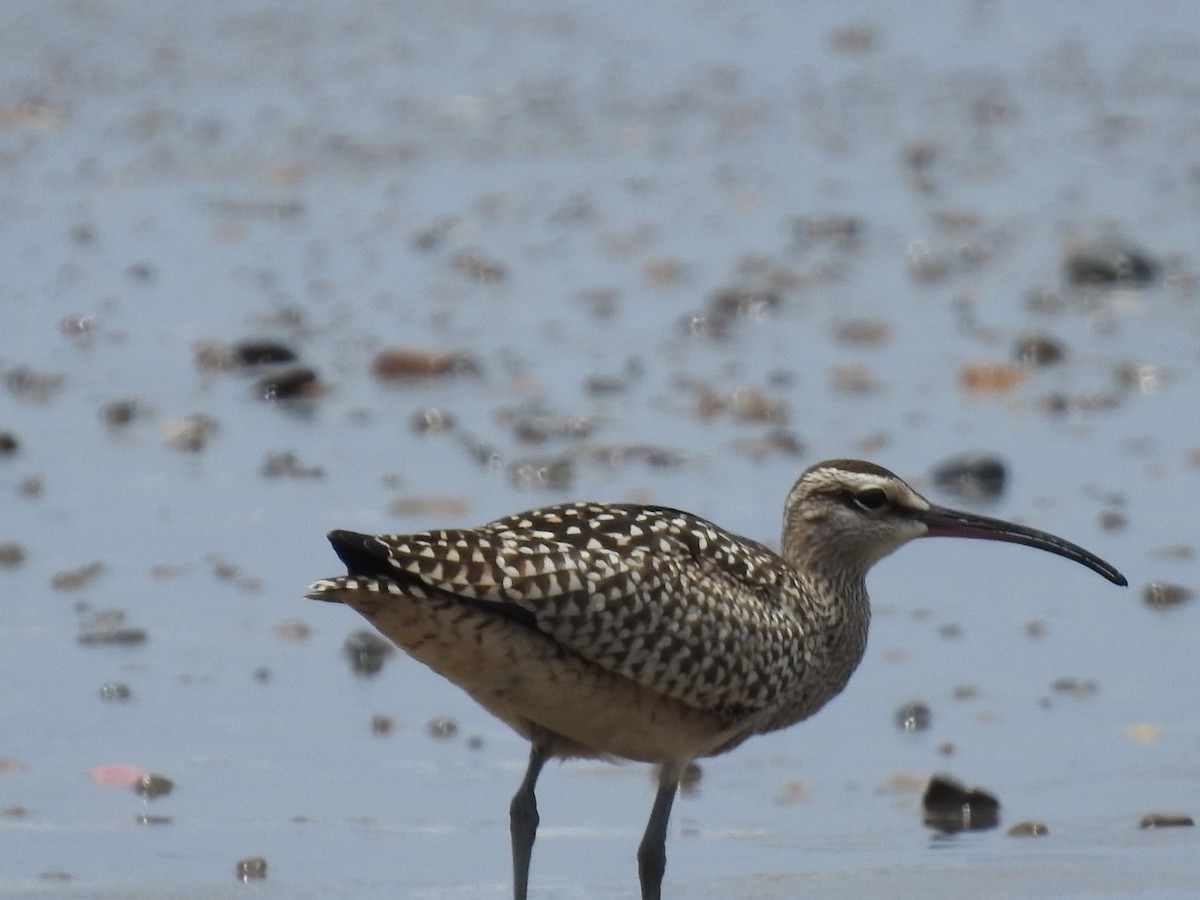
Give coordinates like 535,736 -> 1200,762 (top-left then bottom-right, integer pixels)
5,366 -> 65,402
504,408 -> 596,443
1142,581 -> 1193,610
88,763 -> 148,787
0,542 -> 25,567
18,474 -> 43,498
1138,812 -> 1194,829
830,364 -> 880,394
959,362 -> 1025,393
684,286 -> 783,339
272,624 -> 309,643
409,217 -> 457,252
1050,677 -> 1099,700
726,386 -> 787,424
100,399 -> 142,427
1116,363 -> 1170,394
1066,241 -> 1158,286
410,407 -> 457,434
582,444 -> 687,470
126,262 -> 155,282
426,717 -> 459,740
195,341 -> 296,370
99,682 -> 132,701
449,248 -> 508,282
775,779 -> 809,806
389,496 -> 471,519
894,701 -> 932,732
831,318 -> 891,346
235,856 -> 268,881
343,630 -> 394,676
371,714 -> 396,737
261,451 -> 324,478
78,609 -> 147,646
372,348 -> 479,379
0,431 -> 18,455
678,761 -> 703,796
162,414 -> 219,452
922,774 -> 1000,833
1013,333 -> 1065,366
794,213 -> 864,248
133,773 -> 174,799
731,429 -> 806,461
233,341 -> 297,367
255,366 -> 322,401
508,457 -> 573,491
1007,821 -> 1049,837
932,453 -> 1007,501
1125,723 -> 1162,744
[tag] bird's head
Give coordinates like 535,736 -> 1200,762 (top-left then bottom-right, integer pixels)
782,459 -> 1127,587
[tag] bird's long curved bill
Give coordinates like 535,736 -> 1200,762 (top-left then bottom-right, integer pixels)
921,504 -> 1127,586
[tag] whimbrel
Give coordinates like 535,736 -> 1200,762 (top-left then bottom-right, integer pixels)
307,458 -> 1126,899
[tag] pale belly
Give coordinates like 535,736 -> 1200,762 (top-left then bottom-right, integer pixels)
334,586 -> 749,763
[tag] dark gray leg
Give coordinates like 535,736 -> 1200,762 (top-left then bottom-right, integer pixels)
637,760 -> 685,900
510,744 -> 547,900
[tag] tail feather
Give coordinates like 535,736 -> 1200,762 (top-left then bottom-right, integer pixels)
327,529 -> 396,577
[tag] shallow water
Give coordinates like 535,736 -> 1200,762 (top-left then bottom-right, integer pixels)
1,1 -> 1198,897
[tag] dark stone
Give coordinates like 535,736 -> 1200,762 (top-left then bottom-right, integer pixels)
922,774 -> 1000,833
234,341 -> 297,366
255,366 -> 321,401
1066,242 -> 1158,286
1013,333 -> 1066,366
932,453 -> 1007,501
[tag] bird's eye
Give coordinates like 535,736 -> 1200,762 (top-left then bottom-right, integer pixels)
852,488 -> 888,511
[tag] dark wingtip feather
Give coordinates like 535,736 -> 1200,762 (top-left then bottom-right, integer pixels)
327,530 -> 394,577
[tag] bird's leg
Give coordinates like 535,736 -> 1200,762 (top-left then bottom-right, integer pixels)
637,759 -> 685,900
510,743 -> 547,900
